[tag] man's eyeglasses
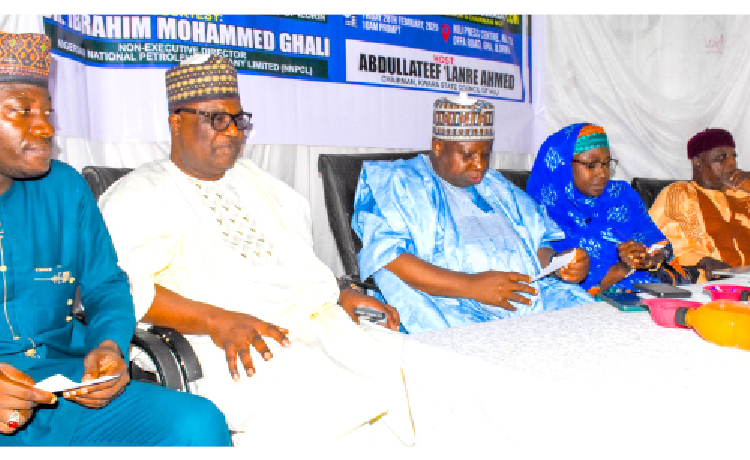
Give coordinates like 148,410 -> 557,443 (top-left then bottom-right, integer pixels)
173,108 -> 252,132
571,158 -> 619,174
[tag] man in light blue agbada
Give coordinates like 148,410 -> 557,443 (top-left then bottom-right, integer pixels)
352,94 -> 594,333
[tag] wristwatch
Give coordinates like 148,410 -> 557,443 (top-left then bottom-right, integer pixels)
648,261 -> 663,273
337,275 -> 364,293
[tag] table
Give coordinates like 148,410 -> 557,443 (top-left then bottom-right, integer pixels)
399,279 -> 750,458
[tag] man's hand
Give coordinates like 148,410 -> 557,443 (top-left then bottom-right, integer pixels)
556,248 -> 590,283
618,240 -> 650,269
0,363 -> 56,434
469,271 -> 537,311
696,256 -> 732,281
64,340 -> 128,408
724,169 -> 750,191
206,310 -> 290,381
338,288 -> 400,332
146,285 -> 291,381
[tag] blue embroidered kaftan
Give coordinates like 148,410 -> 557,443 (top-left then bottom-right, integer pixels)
526,123 -> 668,291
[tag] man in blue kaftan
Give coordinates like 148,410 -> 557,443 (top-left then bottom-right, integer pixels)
353,94 -> 593,333
0,32 -> 230,446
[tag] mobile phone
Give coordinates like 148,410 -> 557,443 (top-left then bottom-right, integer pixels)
598,292 -> 647,311
711,266 -> 750,278
631,283 -> 691,298
353,306 -> 387,324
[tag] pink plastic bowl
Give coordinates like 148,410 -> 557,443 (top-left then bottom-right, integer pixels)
703,284 -> 750,301
642,298 -> 702,328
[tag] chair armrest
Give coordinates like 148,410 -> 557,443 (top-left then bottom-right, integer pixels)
130,329 -> 186,391
339,274 -> 380,293
354,277 -> 380,293
148,325 -> 203,383
73,286 -> 203,391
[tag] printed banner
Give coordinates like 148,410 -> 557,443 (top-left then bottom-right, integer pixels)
42,14 -> 538,150
346,39 -> 521,100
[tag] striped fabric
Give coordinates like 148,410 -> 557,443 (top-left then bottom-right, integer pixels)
574,124 -> 609,154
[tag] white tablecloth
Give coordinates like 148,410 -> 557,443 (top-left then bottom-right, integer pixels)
399,280 -> 750,458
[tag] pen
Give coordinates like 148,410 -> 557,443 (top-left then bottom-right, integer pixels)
603,228 -> 630,245
602,234 -> 622,245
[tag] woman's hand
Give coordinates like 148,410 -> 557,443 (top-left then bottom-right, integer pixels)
598,261 -> 634,292
618,240 -> 650,269
619,241 -> 667,272
643,246 -> 667,271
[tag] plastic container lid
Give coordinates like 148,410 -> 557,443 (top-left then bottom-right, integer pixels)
642,298 -> 702,328
703,284 -> 750,301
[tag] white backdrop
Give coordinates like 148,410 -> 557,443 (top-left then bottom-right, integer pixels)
545,15 -> 750,181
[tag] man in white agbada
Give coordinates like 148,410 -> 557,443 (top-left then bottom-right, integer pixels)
98,55 -> 414,447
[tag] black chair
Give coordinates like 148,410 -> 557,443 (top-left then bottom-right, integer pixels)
317,152 -> 531,284
630,177 -> 680,209
500,169 -> 531,192
318,152 -> 423,282
82,166 -> 133,200
78,166 -> 203,393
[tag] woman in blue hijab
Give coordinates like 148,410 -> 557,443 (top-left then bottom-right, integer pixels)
526,123 -> 677,296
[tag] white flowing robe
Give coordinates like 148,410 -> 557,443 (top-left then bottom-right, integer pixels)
98,159 -> 414,447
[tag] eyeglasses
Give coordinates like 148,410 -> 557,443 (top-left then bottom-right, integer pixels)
571,158 -> 619,174
173,108 -> 252,131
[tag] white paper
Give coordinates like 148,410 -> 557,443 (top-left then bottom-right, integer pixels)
34,374 -> 118,393
647,242 -> 666,254
532,251 -> 576,282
